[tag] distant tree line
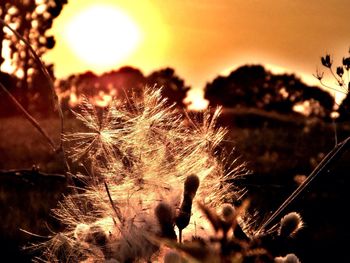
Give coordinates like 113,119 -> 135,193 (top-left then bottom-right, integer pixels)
205,65 -> 336,120
2,63 -> 350,121
56,66 -> 190,112
1,1 -> 349,121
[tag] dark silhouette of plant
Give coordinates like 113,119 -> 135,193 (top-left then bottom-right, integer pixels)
164,201 -> 303,263
315,50 -> 350,121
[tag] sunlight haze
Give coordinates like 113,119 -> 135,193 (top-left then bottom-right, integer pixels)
44,0 -> 350,103
65,5 -> 141,69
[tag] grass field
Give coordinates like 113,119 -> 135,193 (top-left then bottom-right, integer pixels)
1,109 -> 349,178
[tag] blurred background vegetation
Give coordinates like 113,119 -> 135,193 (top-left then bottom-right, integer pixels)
1,0 -> 350,262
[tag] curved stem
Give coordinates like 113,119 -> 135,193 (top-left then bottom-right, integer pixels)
257,136 -> 350,235
0,18 -> 70,171
0,82 -> 56,151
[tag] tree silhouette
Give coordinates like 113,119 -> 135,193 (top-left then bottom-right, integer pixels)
57,66 -> 190,111
0,0 -> 67,112
57,66 -> 146,111
205,65 -> 267,108
204,65 -> 334,118
146,67 -> 190,107
338,93 -> 350,122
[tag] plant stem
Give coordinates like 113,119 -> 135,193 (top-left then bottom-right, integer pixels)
257,136 -> 350,234
104,181 -> 123,222
0,82 -> 56,151
0,18 -> 70,171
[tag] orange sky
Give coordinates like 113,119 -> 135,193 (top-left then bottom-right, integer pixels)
44,0 -> 350,105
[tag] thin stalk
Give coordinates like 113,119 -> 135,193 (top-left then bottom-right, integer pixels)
329,67 -> 346,91
257,136 -> 350,234
0,82 -> 56,151
332,118 -> 338,146
104,181 -> 123,222
319,79 -> 347,94
0,18 -> 70,171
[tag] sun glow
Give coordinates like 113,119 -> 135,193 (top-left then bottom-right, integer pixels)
65,5 -> 141,69
186,88 -> 209,111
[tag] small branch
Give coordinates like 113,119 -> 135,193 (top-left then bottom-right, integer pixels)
0,82 -> 56,151
104,181 -> 123,222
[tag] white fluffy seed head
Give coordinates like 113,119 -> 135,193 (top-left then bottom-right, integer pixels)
45,88 -> 246,262
279,212 -> 303,237
274,253 -> 301,263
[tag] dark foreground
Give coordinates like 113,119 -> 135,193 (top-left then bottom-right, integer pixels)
1,110 -> 350,262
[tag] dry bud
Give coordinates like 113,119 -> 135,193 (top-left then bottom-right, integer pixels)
175,175 -> 200,233
278,212 -> 303,237
184,174 -> 200,198
275,253 -> 300,263
221,203 -> 236,223
342,57 -> 350,70
337,66 -> 344,77
321,54 -> 332,68
155,202 -> 177,240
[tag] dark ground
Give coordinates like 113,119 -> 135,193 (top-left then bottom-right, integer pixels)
1,109 -> 350,262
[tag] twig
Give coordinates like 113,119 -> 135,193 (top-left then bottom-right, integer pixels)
104,181 -> 123,222
20,228 -> 53,239
257,136 -> 350,234
0,81 -> 56,151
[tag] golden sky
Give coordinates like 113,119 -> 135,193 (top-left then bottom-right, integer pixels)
45,0 -> 350,103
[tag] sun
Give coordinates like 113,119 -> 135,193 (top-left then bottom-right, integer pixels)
65,5 -> 141,69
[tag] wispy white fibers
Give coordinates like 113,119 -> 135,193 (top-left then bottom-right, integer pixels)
40,88 -> 247,262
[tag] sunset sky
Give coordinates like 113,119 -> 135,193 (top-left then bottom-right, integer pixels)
44,0 -> 350,105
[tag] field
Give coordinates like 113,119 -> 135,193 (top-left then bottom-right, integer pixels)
1,109 -> 350,262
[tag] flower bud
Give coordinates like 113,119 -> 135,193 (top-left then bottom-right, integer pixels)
274,253 -> 300,263
184,174 -> 200,199
278,212 -> 303,237
221,203 -> 236,223
337,66 -> 344,77
321,54 -> 332,68
342,57 -> 350,70
155,202 -> 177,240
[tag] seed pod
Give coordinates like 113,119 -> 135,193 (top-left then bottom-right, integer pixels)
221,203 -> 236,223
155,202 -> 177,240
278,212 -> 303,237
274,253 -> 300,263
175,175 -> 200,242
184,174 -> 200,199
220,203 -> 236,237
